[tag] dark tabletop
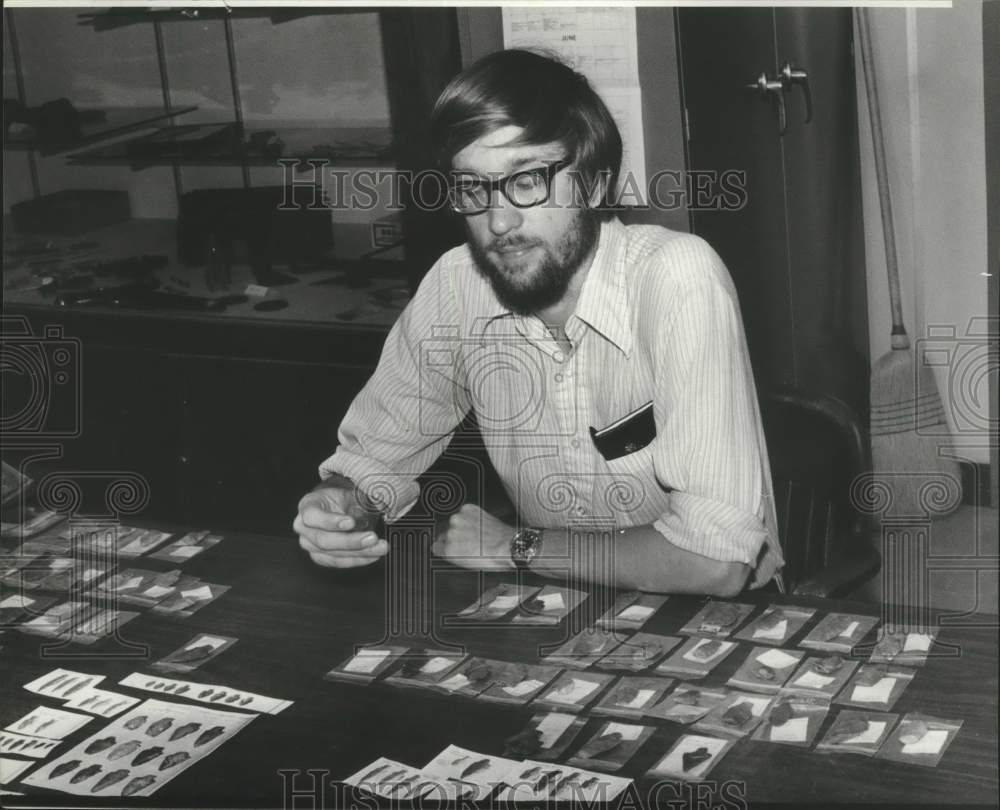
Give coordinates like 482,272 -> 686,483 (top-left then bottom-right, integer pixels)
1,521 -> 997,809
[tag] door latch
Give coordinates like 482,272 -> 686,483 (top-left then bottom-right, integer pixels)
745,71 -> 787,135
779,62 -> 813,125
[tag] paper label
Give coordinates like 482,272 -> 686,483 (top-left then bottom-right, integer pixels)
490,595 -> 521,610
439,674 -> 471,691
171,546 -> 202,559
539,592 -> 566,611
904,633 -> 933,652
754,619 -> 788,640
421,657 -> 454,674
142,584 -> 174,598
549,678 -> 599,703
244,284 -> 269,297
604,722 -> 644,741
770,716 -> 810,742
0,757 -> 34,785
839,620 -> 860,637
756,649 -> 800,670
657,735 -> 725,778
851,677 -> 896,704
343,649 -> 391,674
843,720 -> 886,745
181,585 -> 214,600
617,604 -> 654,621
503,678 -> 543,697
901,728 -> 949,755
620,688 -> 655,709
535,712 -> 576,747
683,639 -> 727,663
118,576 -> 143,591
793,671 -> 835,689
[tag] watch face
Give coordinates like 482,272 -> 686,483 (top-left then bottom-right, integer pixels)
512,528 -> 540,566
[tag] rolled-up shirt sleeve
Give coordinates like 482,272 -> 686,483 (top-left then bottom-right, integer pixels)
645,240 -> 776,575
319,252 -> 470,521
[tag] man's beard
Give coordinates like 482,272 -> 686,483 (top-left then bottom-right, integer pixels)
469,210 -> 600,316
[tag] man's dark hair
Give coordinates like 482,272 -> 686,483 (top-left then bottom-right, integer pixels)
429,48 -> 623,216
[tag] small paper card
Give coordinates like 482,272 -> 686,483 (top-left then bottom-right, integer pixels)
418,745 -> 520,801
498,760 -> 632,802
477,662 -> 563,706
63,687 -> 140,718
800,612 -> 879,653
595,591 -> 668,631
655,636 -> 737,679
0,593 -> 57,626
24,669 -> 105,701
869,627 -> 939,667
502,712 -> 588,761
835,664 -> 915,711
751,694 -> 830,747
5,706 -> 92,740
150,578 -> 229,619
118,672 -> 292,714
454,583 -> 540,621
694,691 -> 773,738
784,654 -> 859,698
116,527 -> 174,557
0,732 -> 60,759
152,633 -> 237,674
815,710 -> 898,756
645,734 -> 734,781
511,585 -> 587,625
343,757 -> 433,801
435,657 -> 507,698
594,632 -> 681,672
36,561 -> 112,594
383,650 -> 467,689
568,721 -> 655,772
734,604 -> 816,645
679,600 -> 754,638
0,507 -> 64,539
591,676 -> 672,718
92,568 -> 183,607
543,628 -> 627,670
7,554 -> 73,591
326,645 -> 408,684
149,530 -> 222,563
644,683 -> 727,724
18,600 -> 99,639
532,671 -> 615,712
727,646 -> 805,693
875,712 -> 963,767
0,757 -> 35,785
70,608 -> 140,645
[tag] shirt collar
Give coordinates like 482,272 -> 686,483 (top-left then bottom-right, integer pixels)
477,217 -> 634,356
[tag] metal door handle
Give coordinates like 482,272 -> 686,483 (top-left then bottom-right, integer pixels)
779,62 -> 813,124
745,71 -> 787,135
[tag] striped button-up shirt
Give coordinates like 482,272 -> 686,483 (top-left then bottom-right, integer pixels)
321,217 -> 784,588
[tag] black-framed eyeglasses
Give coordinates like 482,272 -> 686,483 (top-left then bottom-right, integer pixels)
448,159 -> 570,215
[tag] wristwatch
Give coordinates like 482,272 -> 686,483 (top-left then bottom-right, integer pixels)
510,527 -> 543,569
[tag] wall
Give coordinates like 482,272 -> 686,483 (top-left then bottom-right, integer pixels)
3,8 -> 398,258
857,1 -> 991,465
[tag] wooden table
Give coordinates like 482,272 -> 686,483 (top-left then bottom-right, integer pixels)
1,521 -> 997,808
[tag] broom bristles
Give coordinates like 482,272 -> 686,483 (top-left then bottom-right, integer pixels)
871,347 -> 962,518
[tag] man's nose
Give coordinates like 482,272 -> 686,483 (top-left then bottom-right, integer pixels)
487,193 -> 523,236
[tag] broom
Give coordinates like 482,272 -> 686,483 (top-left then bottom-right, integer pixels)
857,8 -> 962,519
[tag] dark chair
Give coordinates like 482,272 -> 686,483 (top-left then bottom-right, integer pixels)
760,387 -> 881,598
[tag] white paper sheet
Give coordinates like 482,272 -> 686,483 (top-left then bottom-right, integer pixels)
0,757 -> 34,785
64,687 -> 139,718
503,679 -> 544,697
535,712 -> 577,747
843,720 -> 886,746
620,688 -> 655,709
655,735 -> 726,779
754,619 -> 788,640
851,677 -> 897,704
770,716 -> 810,742
901,728 -> 948,755
548,678 -> 599,704
603,722 -> 644,741
793,671 -> 835,689
617,604 -> 654,621
421,657 -> 454,674
343,649 -> 391,674
539,592 -> 566,611
840,621 -> 860,637
904,633 -> 933,652
756,649 -> 800,670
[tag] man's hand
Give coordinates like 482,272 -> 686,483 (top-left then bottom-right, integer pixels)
293,486 -> 388,568
431,503 -> 514,571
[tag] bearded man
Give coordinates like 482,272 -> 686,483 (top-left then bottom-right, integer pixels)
293,49 -> 784,595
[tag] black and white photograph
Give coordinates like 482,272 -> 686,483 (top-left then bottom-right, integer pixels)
1,1 -> 997,808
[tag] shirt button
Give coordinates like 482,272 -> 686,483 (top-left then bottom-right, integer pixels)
553,351 -> 565,363
571,439 -> 580,449
554,373 -> 564,383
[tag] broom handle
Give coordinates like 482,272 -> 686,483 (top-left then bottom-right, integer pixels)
857,8 -> 910,350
